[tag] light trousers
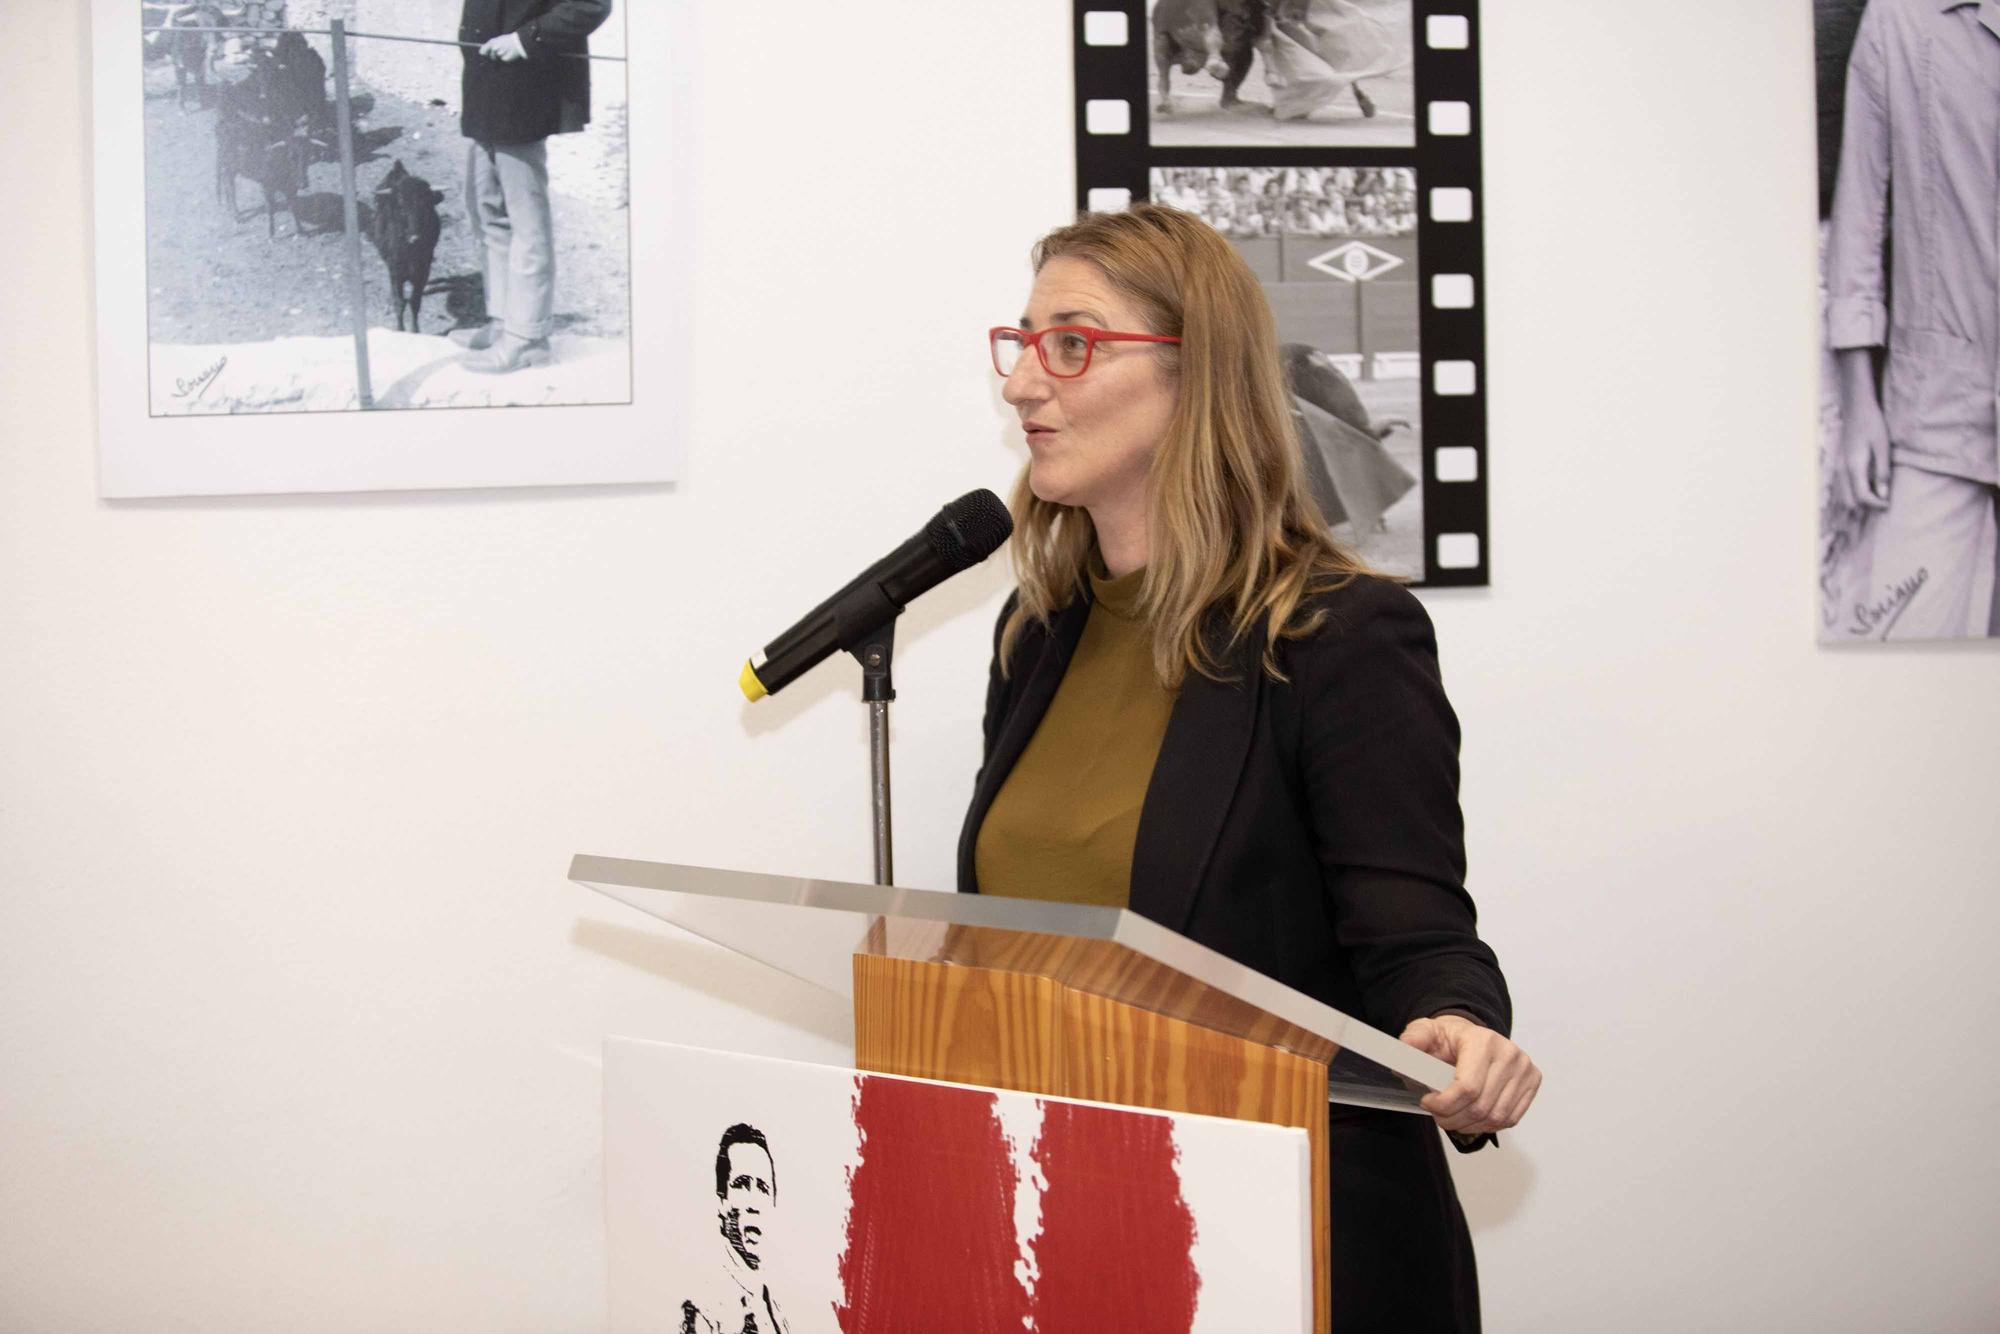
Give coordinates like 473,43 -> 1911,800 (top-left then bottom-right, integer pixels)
1861,461 -> 2000,640
464,138 -> 554,341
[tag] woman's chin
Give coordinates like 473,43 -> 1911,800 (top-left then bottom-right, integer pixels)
1026,464 -> 1073,508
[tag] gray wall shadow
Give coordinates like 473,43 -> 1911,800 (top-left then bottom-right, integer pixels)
569,917 -> 854,1051
1457,1142 -> 1537,1232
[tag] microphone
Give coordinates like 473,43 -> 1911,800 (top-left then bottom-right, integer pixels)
739,489 -> 1014,701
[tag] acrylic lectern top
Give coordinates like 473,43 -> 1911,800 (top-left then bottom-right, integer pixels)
568,856 -> 1455,1113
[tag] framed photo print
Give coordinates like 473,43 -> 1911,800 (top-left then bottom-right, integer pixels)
94,0 -> 687,497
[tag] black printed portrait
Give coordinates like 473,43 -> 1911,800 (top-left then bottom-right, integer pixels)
680,1123 -> 790,1334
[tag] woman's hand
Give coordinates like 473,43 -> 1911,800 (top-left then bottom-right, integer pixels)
1398,1014 -> 1541,1135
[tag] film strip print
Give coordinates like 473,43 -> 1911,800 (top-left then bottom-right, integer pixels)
1071,1 -> 1487,586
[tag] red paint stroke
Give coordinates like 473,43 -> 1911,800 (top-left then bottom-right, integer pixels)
1030,1100 -> 1199,1334
836,1075 -> 1032,1332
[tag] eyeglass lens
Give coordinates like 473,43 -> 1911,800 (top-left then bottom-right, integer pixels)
993,331 -> 1025,375
992,329 -> 1091,378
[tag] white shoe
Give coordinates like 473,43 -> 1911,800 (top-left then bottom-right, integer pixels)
462,333 -> 553,374
448,320 -> 501,350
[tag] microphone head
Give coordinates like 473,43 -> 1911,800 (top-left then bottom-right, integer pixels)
924,489 -> 1014,574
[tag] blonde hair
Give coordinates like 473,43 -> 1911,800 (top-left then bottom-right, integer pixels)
1000,202 -> 1372,687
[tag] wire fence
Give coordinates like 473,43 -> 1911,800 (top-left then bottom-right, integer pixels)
159,22 -> 626,61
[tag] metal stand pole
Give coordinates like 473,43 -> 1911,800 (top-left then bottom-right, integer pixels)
853,624 -> 896,886
330,19 -> 374,409
868,700 -> 893,887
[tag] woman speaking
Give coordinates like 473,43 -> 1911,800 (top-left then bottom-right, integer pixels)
960,203 -> 1538,1332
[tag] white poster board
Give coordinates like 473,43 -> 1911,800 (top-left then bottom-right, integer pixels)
605,1039 -> 1313,1334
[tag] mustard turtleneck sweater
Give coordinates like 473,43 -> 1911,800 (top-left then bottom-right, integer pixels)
973,566 -> 1177,909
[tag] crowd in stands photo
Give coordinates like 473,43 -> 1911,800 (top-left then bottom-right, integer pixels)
1153,166 -> 1417,237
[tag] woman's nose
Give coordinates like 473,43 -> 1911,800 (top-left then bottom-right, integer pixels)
1000,356 -> 1048,407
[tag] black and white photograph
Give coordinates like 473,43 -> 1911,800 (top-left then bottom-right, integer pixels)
138,0 -> 629,417
1146,0 -> 1414,148
95,0 -> 678,496
1817,0 -> 2000,641
1155,166 -> 1423,575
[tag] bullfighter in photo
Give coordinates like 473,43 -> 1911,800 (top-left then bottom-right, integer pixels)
453,0 -> 612,373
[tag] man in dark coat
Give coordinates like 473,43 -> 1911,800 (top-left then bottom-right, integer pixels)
452,0 -> 612,373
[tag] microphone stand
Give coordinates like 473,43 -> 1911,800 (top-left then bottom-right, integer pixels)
850,622 -> 896,886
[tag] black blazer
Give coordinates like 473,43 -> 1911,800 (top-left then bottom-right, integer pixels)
459,0 -> 610,145
959,573 -> 1509,1038
958,572 -> 1511,1333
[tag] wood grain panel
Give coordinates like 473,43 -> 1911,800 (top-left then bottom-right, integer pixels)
869,919 -> 1338,1065
851,953 -> 1064,1096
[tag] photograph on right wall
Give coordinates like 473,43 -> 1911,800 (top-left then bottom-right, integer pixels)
1817,0 -> 2000,642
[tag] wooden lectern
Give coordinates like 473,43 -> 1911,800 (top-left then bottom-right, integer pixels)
571,857 -> 1455,1334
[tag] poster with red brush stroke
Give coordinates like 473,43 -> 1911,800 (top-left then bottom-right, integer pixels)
605,1039 -> 1312,1334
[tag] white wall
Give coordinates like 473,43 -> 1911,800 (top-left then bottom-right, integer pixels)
4,3 -> 1997,1330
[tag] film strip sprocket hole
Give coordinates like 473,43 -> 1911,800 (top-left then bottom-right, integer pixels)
1072,2 -> 1487,587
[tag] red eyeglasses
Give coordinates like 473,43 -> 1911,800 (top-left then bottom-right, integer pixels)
989,325 -> 1181,379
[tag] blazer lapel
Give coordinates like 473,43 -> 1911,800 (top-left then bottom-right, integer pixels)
957,596 -> 1092,893
1129,627 -> 1262,933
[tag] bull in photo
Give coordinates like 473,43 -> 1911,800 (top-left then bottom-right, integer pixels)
369,160 -> 446,333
